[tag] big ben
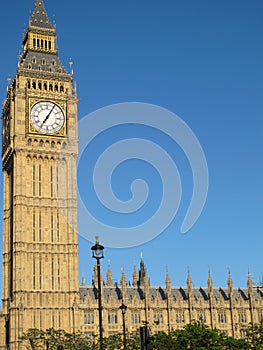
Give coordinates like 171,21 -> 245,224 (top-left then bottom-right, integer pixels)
0,1 -> 79,348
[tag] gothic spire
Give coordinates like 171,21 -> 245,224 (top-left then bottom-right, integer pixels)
187,267 -> 193,294
29,0 -> 54,30
165,266 -> 171,288
247,271 -> 253,294
227,269 -> 233,290
120,266 -> 127,289
106,260 -> 113,287
132,265 -> 138,286
207,269 -> 213,294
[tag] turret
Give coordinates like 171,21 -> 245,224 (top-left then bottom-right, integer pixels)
207,269 -> 213,295
133,265 -> 138,286
227,270 -> 233,296
207,270 -> 214,329
106,261 -> 113,287
165,266 -> 171,294
247,271 -> 255,325
120,266 -> 127,300
187,268 -> 193,295
187,268 -> 193,322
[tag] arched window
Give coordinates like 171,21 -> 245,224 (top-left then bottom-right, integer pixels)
54,84 -> 58,92
33,38 -> 36,47
60,85 -> 64,92
49,41 -> 51,50
32,81 -> 36,89
27,80 -> 31,89
49,84 -> 53,91
44,82 -> 47,90
38,82 -> 42,90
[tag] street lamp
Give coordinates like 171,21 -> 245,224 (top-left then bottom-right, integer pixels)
120,301 -> 127,350
91,236 -> 104,350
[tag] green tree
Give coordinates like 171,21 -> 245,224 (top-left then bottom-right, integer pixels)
20,328 -> 44,350
241,321 -> 263,350
150,322 -> 249,350
21,328 -> 98,350
102,331 -> 140,350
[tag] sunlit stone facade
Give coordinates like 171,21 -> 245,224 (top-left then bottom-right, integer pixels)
78,260 -> 263,340
1,1 -> 262,349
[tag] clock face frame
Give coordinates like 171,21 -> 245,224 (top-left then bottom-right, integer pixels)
30,101 -> 65,134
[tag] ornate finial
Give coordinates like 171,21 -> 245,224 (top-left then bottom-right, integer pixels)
53,14 -> 56,28
227,268 -> 233,291
133,264 -> 138,286
140,252 -> 143,260
121,265 -> 126,287
187,267 -> 193,290
81,273 -> 86,286
165,266 -> 171,287
73,81 -> 77,95
207,268 -> 213,290
69,58 -> 74,76
6,75 -> 11,92
106,260 -> 113,286
247,270 -> 253,289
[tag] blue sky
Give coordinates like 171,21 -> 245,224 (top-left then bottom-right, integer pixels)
0,0 -> 262,291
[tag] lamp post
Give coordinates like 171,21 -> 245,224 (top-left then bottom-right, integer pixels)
91,236 -> 104,350
120,301 -> 127,350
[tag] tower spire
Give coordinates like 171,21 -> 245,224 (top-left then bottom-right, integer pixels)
30,0 -> 53,30
106,260 -> 113,287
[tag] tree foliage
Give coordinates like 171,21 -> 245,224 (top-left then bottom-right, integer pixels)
21,328 -> 97,350
241,321 -> 263,350
148,322 -> 249,349
20,321 -> 263,350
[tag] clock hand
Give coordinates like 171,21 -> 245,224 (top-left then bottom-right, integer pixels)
42,104 -> 55,125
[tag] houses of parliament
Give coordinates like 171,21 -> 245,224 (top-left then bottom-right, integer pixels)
0,1 -> 262,349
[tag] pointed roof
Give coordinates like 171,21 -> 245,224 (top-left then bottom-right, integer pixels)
106,261 -> 113,287
165,266 -> 171,287
187,267 -> 193,291
120,266 -> 127,287
207,269 -> 213,292
132,265 -> 138,286
247,271 -> 253,292
29,0 -> 53,30
227,269 -> 233,288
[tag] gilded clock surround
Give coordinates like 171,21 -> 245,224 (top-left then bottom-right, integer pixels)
28,98 -> 67,136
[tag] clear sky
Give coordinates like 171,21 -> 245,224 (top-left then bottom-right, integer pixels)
0,0 -> 262,292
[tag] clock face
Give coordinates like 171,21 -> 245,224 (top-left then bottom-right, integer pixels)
30,101 -> 65,134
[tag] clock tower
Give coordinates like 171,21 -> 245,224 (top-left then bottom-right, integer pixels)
1,1 -> 79,348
